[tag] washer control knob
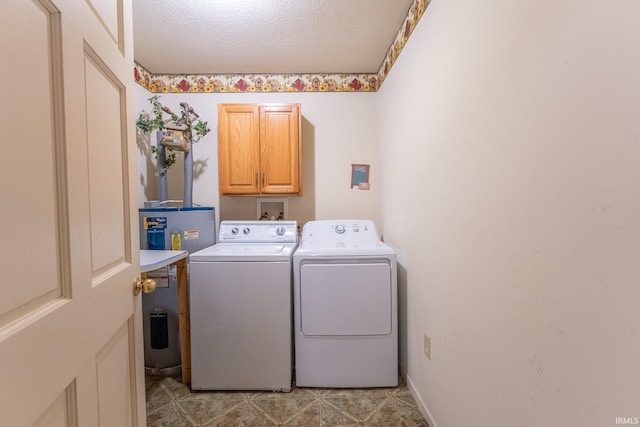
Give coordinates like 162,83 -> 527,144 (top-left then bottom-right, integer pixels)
231,227 -> 239,235
276,226 -> 285,236
243,227 -> 251,235
335,225 -> 345,234
352,225 -> 360,232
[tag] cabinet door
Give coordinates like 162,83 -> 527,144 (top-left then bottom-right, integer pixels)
218,104 -> 261,194
260,104 -> 302,194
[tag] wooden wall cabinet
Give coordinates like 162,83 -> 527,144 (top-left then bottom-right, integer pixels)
218,103 -> 301,196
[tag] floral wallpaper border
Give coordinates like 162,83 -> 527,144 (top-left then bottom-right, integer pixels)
134,0 -> 429,94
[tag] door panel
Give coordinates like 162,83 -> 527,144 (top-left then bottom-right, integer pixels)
0,0 -> 144,425
0,0 -> 66,328
85,49 -> 128,276
300,263 -> 392,336
96,321 -> 135,427
33,385 -> 76,427
85,0 -> 122,48
263,111 -> 293,184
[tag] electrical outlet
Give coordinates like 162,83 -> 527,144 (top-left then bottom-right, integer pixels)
424,333 -> 431,360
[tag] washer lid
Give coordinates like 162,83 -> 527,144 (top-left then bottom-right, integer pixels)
190,242 -> 296,262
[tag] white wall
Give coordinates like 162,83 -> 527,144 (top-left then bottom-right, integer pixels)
135,85 -> 381,230
377,1 -> 640,426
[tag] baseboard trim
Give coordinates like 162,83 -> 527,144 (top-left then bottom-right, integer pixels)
400,366 -> 438,427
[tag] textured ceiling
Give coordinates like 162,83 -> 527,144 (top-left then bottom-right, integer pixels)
132,0 -> 414,75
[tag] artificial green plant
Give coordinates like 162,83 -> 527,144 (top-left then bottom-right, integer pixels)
136,95 -> 211,175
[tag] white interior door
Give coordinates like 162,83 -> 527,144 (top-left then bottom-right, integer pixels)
0,0 -> 145,425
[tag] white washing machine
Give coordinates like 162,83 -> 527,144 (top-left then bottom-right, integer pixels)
189,220 -> 297,391
293,219 -> 398,388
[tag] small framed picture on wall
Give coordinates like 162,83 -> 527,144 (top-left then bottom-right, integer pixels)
351,164 -> 370,190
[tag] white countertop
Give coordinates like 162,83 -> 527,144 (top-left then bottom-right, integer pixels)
140,250 -> 188,272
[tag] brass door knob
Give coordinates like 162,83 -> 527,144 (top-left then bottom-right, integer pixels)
134,278 -> 157,296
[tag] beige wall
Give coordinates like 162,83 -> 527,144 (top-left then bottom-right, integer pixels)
136,1 -> 640,424
135,86 -> 381,231
378,0 -> 640,426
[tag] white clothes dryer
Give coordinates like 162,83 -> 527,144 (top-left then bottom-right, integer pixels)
189,220 -> 297,391
293,219 -> 398,388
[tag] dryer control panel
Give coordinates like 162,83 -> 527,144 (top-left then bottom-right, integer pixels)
301,220 -> 379,246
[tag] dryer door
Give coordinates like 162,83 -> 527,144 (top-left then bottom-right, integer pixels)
300,262 -> 392,336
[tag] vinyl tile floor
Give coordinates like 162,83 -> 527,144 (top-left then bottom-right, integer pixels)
146,373 -> 429,427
